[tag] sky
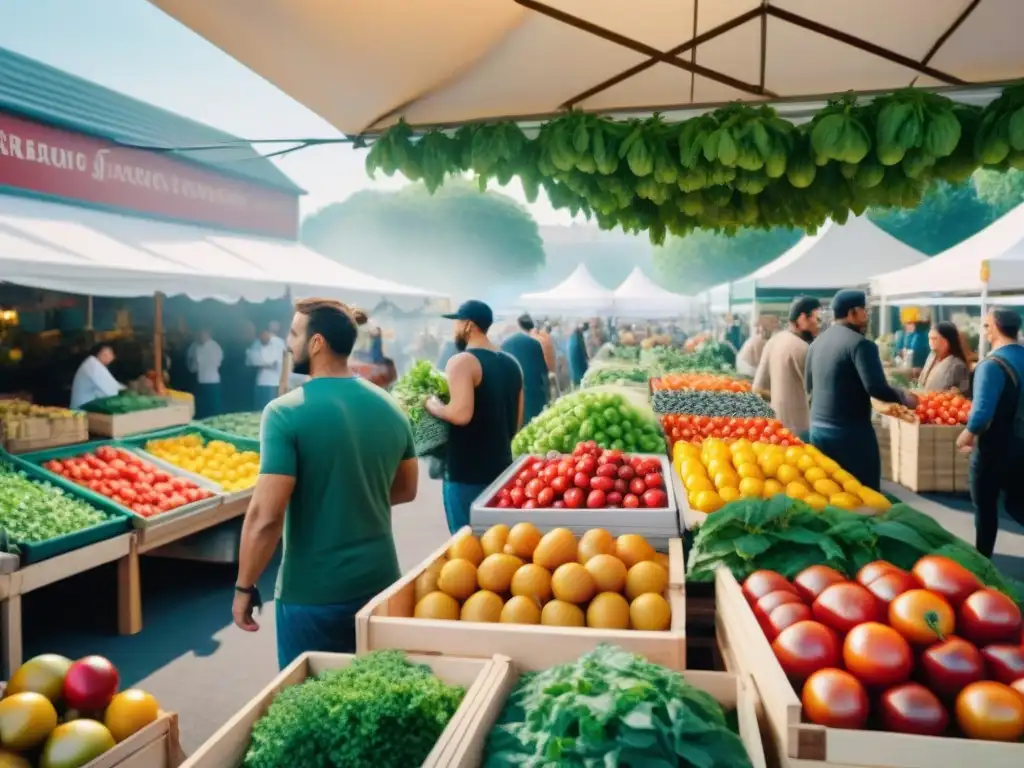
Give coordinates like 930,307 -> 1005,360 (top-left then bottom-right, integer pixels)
0,0 -> 572,224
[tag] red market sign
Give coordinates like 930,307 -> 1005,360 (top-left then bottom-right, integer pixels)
0,111 -> 300,239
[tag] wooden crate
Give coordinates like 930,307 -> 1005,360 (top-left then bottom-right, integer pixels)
873,416 -> 899,483
86,711 -> 185,768
896,421 -> 961,493
356,526 -> 686,671
179,652 -> 507,768
441,657 -> 767,768
3,414 -> 89,454
715,567 -> 1024,768
88,404 -> 192,438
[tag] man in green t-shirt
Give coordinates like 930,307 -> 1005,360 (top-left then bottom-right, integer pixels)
231,298 -> 419,668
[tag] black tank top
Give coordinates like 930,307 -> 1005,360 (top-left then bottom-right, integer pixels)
446,349 -> 523,484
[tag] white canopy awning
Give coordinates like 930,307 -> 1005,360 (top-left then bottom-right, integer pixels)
519,263 -> 613,315
150,1 -> 1022,133
871,203 -> 1024,299
612,266 -> 695,318
702,283 -> 732,314
0,194 -> 442,310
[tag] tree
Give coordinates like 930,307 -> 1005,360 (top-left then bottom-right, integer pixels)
868,179 -> 995,255
301,181 -> 545,298
973,168 -> 1024,216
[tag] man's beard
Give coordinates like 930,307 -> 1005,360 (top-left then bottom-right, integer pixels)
454,335 -> 469,352
798,330 -> 814,343
292,342 -> 311,375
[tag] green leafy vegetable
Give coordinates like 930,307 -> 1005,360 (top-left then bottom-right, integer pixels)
79,392 -> 167,415
391,359 -> 449,425
485,645 -> 752,768
201,412 -> 262,439
0,459 -> 111,545
582,365 -> 653,388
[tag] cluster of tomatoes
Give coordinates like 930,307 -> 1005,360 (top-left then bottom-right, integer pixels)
744,555 -> 1024,740
661,414 -> 802,447
488,442 -> 669,510
650,373 -> 750,392
915,390 -> 971,426
43,446 -> 215,518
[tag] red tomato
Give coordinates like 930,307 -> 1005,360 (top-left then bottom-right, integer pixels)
792,566 -> 846,603
644,473 -> 664,489
622,493 -> 640,508
496,498 -> 512,508
576,456 -> 596,475
629,477 -> 647,496
888,589 -> 956,645
573,472 -> 591,489
639,458 -> 661,475
755,590 -> 806,635
880,683 -> 949,736
980,645 -> 1024,685
802,669 -> 869,729
586,490 -> 607,508
617,465 -> 635,481
562,488 -> 584,508
843,623 -> 913,688
509,488 -> 526,507
765,602 -> 813,642
813,583 -> 881,634
613,478 -> 628,494
743,571 -> 798,606
522,499 -> 538,510
541,465 -> 559,483
550,476 -> 570,494
771,621 -> 841,682
921,636 -> 985,699
912,555 -> 982,608
536,487 -> 555,507
865,570 -> 921,608
955,681 -> 1024,741
595,464 -> 618,479
605,491 -> 623,506
958,589 -> 1023,646
524,478 -> 545,500
642,489 -> 668,508
590,476 -> 615,493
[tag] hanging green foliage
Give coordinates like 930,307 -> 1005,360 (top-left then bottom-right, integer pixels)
365,85 -> 1024,244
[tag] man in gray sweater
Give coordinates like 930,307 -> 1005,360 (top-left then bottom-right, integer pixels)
805,290 -> 917,490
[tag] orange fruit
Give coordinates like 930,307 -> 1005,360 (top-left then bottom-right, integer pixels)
437,559 -> 478,600
504,522 -> 542,558
584,554 -> 628,593
500,595 -> 542,624
460,591 -> 503,622
587,592 -> 630,629
615,534 -> 656,568
738,477 -> 764,499
785,481 -> 809,499
414,591 -> 460,620
104,690 -> 159,742
532,528 -> 577,570
630,593 -> 672,631
654,552 -> 671,572
551,563 -> 597,604
577,528 -> 616,564
447,531 -> 484,566
541,600 -> 586,627
510,563 -> 553,603
480,524 -> 510,557
414,569 -> 440,603
476,553 -> 523,593
625,561 -> 668,601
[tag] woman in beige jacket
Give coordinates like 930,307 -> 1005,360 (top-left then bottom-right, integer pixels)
918,321 -> 971,395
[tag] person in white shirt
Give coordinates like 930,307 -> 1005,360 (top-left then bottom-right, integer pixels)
188,328 -> 224,418
70,344 -> 125,409
247,323 -> 287,411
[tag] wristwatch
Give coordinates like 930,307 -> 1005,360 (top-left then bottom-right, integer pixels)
235,584 -> 263,613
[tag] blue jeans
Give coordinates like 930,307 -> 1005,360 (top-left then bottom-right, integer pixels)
275,599 -> 365,669
442,480 -> 489,534
254,385 -> 277,412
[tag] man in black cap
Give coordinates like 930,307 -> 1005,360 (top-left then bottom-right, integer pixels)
427,300 -> 524,533
805,289 -> 916,490
501,314 -> 549,425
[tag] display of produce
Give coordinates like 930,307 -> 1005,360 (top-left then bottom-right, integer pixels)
645,342 -> 735,374
485,443 -> 668,510
200,412 -> 261,439
41,446 -> 215,518
675,439 -> 881,513
243,650 -> 464,768
664,414 -> 799,447
580,365 -> 651,388
484,644 -> 752,767
413,525 -> 673,631
0,401 -> 85,442
596,345 -> 641,364
651,372 -> 750,392
78,393 -> 167,415
512,389 -> 665,455
652,389 -> 775,418
0,653 -> 159,767
914,390 -> 972,426
687,495 -> 1022,604
744,560 -> 1024,739
0,460 -> 112,544
390,360 -> 450,455
144,433 -> 259,492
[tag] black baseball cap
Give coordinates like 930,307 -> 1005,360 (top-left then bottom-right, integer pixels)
442,300 -> 493,332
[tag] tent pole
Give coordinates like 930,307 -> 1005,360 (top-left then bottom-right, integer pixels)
153,293 -> 164,387
978,283 -> 989,359
879,295 -> 889,336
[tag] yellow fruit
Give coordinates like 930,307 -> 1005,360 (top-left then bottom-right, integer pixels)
738,477 -> 764,498
541,600 -> 585,627
437,559 -> 478,600
685,475 -> 713,493
533,528 -> 578,570
414,591 -> 460,620
0,748 -> 30,767
673,442 -> 699,460
477,554 -> 523,593
585,554 -> 628,593
736,463 -> 763,481
625,560 -> 668,600
718,486 -> 741,503
460,591 -> 503,622
775,464 -> 800,484
615,534 -> 656,568
784,446 -> 805,464
759,458 -> 783,478
414,569 -> 440,603
500,595 -> 541,624
842,478 -> 863,494
7,655 -> 72,703
694,490 -> 724,514
762,479 -> 784,498
687,490 -> 701,508
797,455 -> 817,472
630,593 -> 672,631
655,552 -> 671,572
587,592 -> 630,629
706,458 -> 731,477
858,487 -> 892,511
424,556 -> 446,576
817,457 -> 840,474
510,563 -> 553,602
813,478 -> 842,497
713,471 -> 739,490
447,531 -> 484,567
804,467 -> 827,484
785,481 -> 809,499
730,438 -> 752,454
832,469 -> 854,485
504,522 -> 542,559
680,461 -> 707,479
480,525 -> 510,557
104,690 -> 159,742
733,451 -> 758,468
829,492 -> 861,510
0,693 -> 58,751
577,528 -> 616,564
804,493 -> 828,511
551,563 -> 597,604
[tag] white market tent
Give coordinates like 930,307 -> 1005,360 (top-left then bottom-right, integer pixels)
612,266 -> 695,318
519,263 -> 613,315
150,1 -> 1021,134
0,193 -> 442,311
